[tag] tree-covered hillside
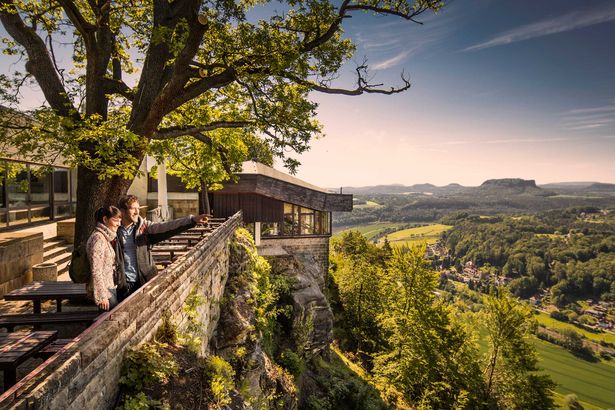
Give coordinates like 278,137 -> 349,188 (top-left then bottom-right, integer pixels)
442,208 -> 615,304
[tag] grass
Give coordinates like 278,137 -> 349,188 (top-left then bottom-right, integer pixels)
333,222 -> 404,240
476,325 -> 615,409
534,311 -> 615,344
353,200 -> 383,209
377,224 -> 451,247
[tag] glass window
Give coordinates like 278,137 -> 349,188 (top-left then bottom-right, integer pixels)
54,203 -> 72,218
262,222 -> 279,237
29,165 -> 51,222
53,168 -> 70,202
7,162 -> 29,209
300,207 -> 315,235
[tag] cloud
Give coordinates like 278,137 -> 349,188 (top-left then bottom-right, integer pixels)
463,5 -> 615,52
561,103 -> 615,131
372,49 -> 413,70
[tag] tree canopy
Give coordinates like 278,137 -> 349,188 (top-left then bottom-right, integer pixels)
1,0 -> 441,243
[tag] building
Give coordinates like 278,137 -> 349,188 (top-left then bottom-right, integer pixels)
211,161 -> 353,274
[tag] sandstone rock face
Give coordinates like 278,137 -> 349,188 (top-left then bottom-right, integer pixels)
267,253 -> 333,357
212,232 -> 297,410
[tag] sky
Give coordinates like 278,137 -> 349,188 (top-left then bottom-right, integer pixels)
291,0 -> 615,188
1,0 -> 614,188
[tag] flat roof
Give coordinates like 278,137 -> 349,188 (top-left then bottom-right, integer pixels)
240,162 -> 329,193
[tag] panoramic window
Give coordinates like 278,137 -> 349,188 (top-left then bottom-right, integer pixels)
264,202 -> 331,238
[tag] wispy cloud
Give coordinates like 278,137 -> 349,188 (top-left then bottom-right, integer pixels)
561,103 -> 615,131
362,8 -> 458,70
372,49 -> 413,70
463,4 -> 615,52
415,137 -> 572,149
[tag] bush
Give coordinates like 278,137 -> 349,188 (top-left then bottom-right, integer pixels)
278,349 -> 304,378
549,310 -> 568,322
205,356 -> 235,408
119,342 -> 178,391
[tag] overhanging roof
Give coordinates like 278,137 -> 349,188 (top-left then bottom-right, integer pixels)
218,161 -> 353,212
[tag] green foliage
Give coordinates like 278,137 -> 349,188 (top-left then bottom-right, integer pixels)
278,349 -> 304,378
305,352 -> 388,410
372,246 -> 484,409
116,392 -> 163,410
182,287 -> 206,353
155,311 -> 179,345
120,342 -> 179,392
440,208 -> 615,303
482,289 -> 556,409
204,356 -> 235,409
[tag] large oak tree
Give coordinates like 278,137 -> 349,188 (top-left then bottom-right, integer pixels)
1,0 -> 441,244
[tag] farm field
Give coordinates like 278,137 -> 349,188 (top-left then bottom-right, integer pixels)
377,223 -> 451,247
535,311 -> 615,345
476,327 -> 615,409
333,222 -> 403,240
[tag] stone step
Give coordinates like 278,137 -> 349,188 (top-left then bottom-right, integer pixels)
43,238 -> 68,252
43,245 -> 73,262
45,251 -> 73,267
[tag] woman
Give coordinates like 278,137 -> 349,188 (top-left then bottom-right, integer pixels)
86,206 -> 122,311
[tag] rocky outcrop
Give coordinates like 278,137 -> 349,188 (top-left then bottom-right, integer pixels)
212,230 -> 297,409
267,253 -> 333,357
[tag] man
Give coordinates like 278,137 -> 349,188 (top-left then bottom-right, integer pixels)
116,195 -> 209,301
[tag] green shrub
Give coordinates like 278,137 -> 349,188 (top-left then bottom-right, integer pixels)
278,349 -> 304,378
119,342 -> 178,391
155,310 -> 179,345
205,356 -> 235,408
116,392 -> 162,410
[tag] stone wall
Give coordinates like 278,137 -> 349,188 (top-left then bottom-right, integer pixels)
259,237 -> 330,283
0,232 -> 43,297
0,213 -> 241,409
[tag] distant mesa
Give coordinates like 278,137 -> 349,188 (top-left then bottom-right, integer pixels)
586,182 -> 615,192
479,178 -> 537,189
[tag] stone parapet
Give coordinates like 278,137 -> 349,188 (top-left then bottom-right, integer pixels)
0,232 -> 43,297
0,212 -> 242,409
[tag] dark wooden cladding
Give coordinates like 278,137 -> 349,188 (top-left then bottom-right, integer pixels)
217,175 -> 352,212
214,194 -> 283,223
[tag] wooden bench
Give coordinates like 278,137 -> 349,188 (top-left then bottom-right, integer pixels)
0,331 -> 57,390
0,311 -> 101,332
34,339 -> 72,360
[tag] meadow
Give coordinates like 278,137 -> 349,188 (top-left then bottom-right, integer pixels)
333,222 -> 404,240
377,223 -> 452,247
476,322 -> 615,409
534,311 -> 615,345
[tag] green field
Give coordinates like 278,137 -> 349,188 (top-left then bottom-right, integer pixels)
476,327 -> 615,409
535,338 -> 615,409
333,222 -> 404,240
377,224 -> 451,247
353,200 -> 383,209
535,311 -> 615,345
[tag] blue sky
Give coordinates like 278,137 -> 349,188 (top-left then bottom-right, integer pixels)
294,0 -> 615,187
2,0 -> 614,187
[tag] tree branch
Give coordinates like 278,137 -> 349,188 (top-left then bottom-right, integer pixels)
102,77 -> 134,100
0,0 -> 79,119
56,0 -> 97,46
152,121 -> 253,140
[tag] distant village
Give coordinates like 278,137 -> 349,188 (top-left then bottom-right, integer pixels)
429,247 -> 615,333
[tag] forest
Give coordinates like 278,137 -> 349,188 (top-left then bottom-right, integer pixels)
441,207 -> 615,305
327,232 -> 556,409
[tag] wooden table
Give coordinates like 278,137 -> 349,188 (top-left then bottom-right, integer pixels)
3,282 -> 87,314
0,331 -> 57,390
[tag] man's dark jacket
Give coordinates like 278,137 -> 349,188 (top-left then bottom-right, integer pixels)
115,215 -> 196,287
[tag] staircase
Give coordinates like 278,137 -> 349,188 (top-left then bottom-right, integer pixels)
43,237 -> 73,280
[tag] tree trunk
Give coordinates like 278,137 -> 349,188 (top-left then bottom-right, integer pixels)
74,165 -> 133,246
198,182 -> 210,215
